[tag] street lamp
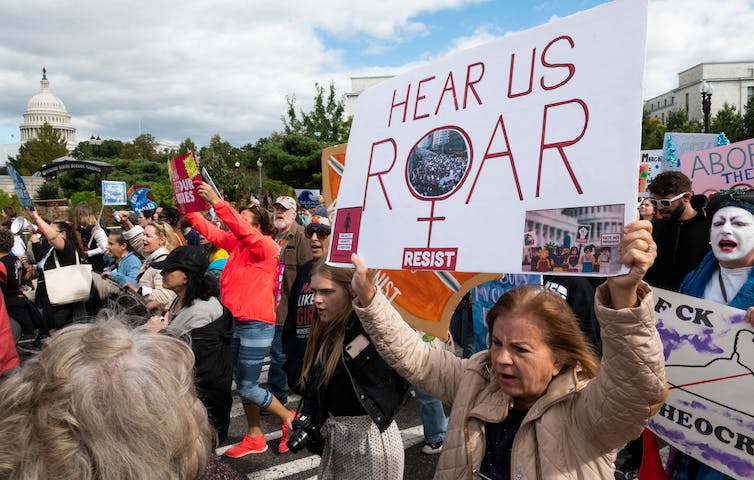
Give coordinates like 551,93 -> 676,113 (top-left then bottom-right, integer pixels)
700,81 -> 713,133
257,158 -> 263,193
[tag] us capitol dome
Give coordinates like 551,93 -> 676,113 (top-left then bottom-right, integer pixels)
19,68 -> 76,149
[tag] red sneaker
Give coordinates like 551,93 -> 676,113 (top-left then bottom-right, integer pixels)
277,423 -> 290,453
225,434 -> 268,458
277,410 -> 295,454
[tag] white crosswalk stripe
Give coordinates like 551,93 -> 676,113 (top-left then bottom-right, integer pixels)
221,359 -> 428,479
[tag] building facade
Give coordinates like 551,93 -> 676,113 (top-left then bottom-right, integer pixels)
19,68 -> 77,150
644,61 -> 754,124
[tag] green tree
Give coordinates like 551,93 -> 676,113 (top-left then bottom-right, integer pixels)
263,82 -> 352,188
664,108 -> 704,133
742,95 -> 754,140
710,102 -> 744,142
178,138 -> 198,154
121,134 -> 158,161
71,141 -> 93,160
261,132 -> 325,187
34,181 -> 61,200
641,109 -> 666,149
12,123 -> 68,175
284,82 -> 351,143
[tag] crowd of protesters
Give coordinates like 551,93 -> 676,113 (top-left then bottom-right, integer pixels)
408,146 -> 468,197
1,169 -> 754,480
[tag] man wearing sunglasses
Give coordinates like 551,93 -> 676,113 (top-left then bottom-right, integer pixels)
644,171 -> 710,291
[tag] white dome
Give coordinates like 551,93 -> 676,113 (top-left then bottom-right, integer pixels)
19,69 -> 76,149
26,87 -> 68,112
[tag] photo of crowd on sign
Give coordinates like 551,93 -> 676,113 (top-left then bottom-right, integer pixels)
407,127 -> 470,198
522,204 -> 625,275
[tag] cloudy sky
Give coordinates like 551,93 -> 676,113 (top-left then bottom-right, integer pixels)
1,0 -> 752,148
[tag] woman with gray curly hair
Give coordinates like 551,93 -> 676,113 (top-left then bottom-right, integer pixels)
0,317 -> 241,480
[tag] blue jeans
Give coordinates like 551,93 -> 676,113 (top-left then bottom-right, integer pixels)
415,387 -> 446,444
267,324 -> 288,403
231,320 -> 275,408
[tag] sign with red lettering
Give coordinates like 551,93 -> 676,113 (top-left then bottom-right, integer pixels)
649,288 -> 754,479
680,137 -> 754,196
330,0 -> 647,273
169,151 -> 208,214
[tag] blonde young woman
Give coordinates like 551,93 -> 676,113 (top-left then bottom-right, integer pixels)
73,202 -> 108,273
296,260 -> 410,479
124,221 -> 177,310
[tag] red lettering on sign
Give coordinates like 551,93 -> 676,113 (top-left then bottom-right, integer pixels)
463,62 -> 485,108
413,76 -> 435,121
540,36 -> 575,91
363,138 -> 397,211
536,99 -> 588,197
389,84 -> 411,127
466,114 -> 523,203
508,48 -> 536,98
434,72 -> 459,115
401,248 -> 458,271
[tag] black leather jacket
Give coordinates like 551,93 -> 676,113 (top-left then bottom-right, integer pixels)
300,312 -> 410,433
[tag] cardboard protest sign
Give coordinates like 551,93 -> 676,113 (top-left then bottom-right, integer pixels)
295,189 -> 321,210
322,143 -> 504,338
649,288 -> 754,478
680,137 -> 754,196
6,165 -> 33,210
169,151 -> 208,214
663,132 -> 719,170
128,184 -> 158,214
639,149 -> 663,195
330,0 -> 646,274
101,180 -> 127,205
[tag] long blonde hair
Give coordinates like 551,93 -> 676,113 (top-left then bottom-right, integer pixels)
300,260 -> 355,387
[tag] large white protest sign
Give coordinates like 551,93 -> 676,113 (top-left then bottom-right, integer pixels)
330,0 -> 647,273
649,288 -> 754,478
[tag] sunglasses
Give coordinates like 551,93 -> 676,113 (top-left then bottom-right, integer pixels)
649,191 -> 687,208
305,226 -> 331,238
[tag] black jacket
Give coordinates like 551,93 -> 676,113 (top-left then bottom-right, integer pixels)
644,211 -> 710,291
301,313 -> 410,433
190,307 -> 234,443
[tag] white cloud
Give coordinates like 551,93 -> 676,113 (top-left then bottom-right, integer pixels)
1,0 -> 752,148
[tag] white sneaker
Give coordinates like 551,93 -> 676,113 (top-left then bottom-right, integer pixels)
421,441 -> 443,455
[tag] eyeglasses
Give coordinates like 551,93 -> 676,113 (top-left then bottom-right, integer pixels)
649,191 -> 688,208
305,226 -> 331,238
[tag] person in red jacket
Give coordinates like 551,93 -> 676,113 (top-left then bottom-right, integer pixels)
0,261 -> 20,378
186,183 -> 294,456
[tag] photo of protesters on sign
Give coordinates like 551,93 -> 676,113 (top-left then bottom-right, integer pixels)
520,204 -> 623,274
329,0 -> 646,274
649,288 -> 754,479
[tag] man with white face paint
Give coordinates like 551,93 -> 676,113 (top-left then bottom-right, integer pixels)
269,196 -> 312,410
668,188 -> 754,480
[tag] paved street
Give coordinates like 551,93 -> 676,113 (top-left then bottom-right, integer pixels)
219,362 -> 443,479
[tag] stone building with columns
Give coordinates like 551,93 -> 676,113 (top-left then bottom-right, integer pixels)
19,68 -> 77,150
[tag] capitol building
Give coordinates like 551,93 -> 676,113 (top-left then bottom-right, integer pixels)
0,69 -> 77,166
19,68 -> 76,150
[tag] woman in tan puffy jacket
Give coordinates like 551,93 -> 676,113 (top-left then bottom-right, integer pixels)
350,220 -> 668,480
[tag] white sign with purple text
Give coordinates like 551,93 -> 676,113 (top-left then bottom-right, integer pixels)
650,288 -> 754,479
330,0 -> 647,273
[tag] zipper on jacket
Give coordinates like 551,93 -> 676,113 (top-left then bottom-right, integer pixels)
465,419 -> 475,480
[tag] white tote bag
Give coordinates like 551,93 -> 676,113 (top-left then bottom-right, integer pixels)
44,249 -> 92,306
